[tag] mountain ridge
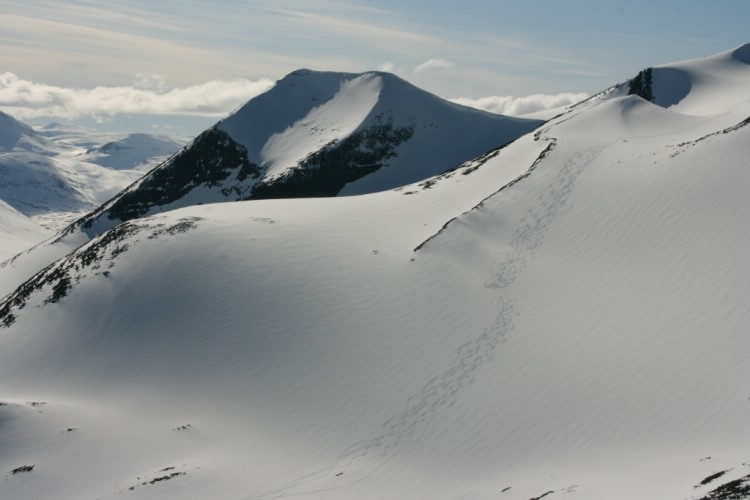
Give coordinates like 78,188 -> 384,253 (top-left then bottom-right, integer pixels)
75,69 -> 542,236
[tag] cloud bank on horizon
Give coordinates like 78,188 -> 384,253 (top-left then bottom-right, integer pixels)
0,70 -> 588,125
450,92 -> 589,116
0,72 -> 274,122
1,0 -> 746,132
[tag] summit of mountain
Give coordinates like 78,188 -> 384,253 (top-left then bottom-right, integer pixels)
76,69 -> 542,236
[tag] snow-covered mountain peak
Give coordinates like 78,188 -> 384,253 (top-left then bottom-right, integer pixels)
73,69 -> 541,236
646,43 -> 750,115
258,72 -> 384,180
220,69 -> 381,158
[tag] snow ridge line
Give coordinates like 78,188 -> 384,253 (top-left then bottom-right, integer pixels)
247,140 -> 607,499
672,115 -> 750,155
413,140 -> 557,253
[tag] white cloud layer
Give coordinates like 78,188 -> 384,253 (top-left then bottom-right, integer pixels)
413,59 -> 455,74
0,73 -> 274,121
450,92 -> 589,116
0,71 -> 589,129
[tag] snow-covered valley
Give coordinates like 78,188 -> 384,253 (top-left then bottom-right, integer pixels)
1,44 -> 750,499
0,114 -> 185,241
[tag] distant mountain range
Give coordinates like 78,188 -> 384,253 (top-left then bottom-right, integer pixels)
0,112 -> 184,233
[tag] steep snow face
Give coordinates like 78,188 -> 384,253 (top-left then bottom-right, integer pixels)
1,47 -> 750,500
73,70 -> 540,237
258,73 -> 383,179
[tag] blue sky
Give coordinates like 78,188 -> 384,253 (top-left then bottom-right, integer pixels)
1,0 -> 747,135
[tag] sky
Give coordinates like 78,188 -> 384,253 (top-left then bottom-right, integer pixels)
1,0 -> 748,136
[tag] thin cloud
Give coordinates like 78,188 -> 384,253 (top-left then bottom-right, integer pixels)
378,62 -> 397,73
0,73 -> 274,121
413,59 -> 455,74
450,92 -> 589,116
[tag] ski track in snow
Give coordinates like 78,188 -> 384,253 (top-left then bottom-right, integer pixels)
247,140 -> 607,499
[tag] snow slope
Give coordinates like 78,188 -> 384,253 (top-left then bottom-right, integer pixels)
1,45 -> 750,500
0,200 -> 53,261
650,43 -> 750,114
0,113 -> 176,292
75,70 -> 541,236
0,111 -> 67,156
0,152 -> 140,221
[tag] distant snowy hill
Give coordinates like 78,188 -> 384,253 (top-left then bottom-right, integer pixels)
0,199 -> 53,260
0,111 -> 37,151
0,111 -> 65,156
76,70 -> 541,235
1,44 -> 750,500
0,114 -> 185,237
79,133 -> 184,170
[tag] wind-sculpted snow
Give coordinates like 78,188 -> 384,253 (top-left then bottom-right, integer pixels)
248,138 -> 607,498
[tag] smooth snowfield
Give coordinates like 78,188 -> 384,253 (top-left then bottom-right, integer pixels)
1,45 -> 750,499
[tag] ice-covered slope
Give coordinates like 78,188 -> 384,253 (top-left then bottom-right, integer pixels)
76,70 -> 541,236
1,45 -> 750,500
